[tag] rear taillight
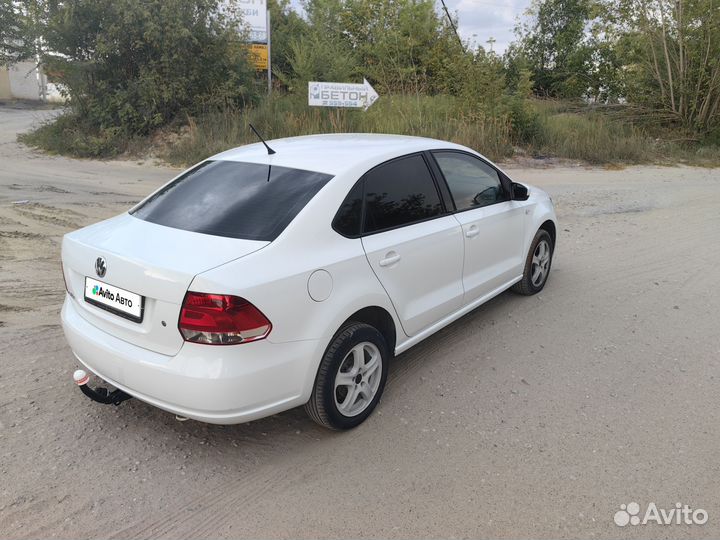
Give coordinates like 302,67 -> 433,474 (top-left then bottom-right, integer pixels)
178,292 -> 272,345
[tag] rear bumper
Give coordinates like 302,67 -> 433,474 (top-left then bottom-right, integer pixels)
61,296 -> 320,424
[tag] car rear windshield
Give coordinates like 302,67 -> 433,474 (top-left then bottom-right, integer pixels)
131,160 -> 333,241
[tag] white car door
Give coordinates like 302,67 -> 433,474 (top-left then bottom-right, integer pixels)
431,151 -> 526,303
359,154 -> 464,337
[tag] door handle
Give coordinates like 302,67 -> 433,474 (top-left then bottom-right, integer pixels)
379,252 -> 401,267
465,225 -> 480,238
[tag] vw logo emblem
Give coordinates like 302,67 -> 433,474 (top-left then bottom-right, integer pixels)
95,257 -> 107,278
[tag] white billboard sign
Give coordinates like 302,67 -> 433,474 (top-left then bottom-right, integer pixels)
308,79 -> 379,110
225,0 -> 268,43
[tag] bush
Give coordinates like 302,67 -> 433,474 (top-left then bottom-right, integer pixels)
42,0 -> 257,136
507,97 -> 541,144
19,114 -> 138,158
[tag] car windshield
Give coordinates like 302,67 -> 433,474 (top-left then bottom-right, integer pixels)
131,160 -> 333,241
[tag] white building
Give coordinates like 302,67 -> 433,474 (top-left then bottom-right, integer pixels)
0,61 -> 64,102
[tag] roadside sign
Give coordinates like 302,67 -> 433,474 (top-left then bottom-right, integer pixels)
239,0 -> 268,43
308,79 -> 379,110
224,0 -> 268,43
247,44 -> 268,70
223,0 -> 271,93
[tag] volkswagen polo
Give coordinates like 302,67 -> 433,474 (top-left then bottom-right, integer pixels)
61,134 -> 557,430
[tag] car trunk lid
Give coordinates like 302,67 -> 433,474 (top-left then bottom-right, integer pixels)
62,213 -> 268,355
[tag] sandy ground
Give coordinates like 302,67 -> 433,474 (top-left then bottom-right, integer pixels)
1,104 -> 720,540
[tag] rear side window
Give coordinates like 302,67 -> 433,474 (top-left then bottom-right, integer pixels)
363,155 -> 443,233
131,161 -> 332,241
332,180 -> 363,237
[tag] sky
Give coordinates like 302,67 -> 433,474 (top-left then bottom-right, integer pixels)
441,0 -> 532,53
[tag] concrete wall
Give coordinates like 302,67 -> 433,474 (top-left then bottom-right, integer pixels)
0,62 -> 65,102
8,62 -> 43,100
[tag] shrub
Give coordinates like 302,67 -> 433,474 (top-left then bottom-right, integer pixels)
19,114 -> 138,158
42,0 -> 257,137
507,97 -> 541,145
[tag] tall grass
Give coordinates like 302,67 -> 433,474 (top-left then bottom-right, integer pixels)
530,112 -> 652,164
163,94 -> 514,166
524,100 -> 720,165
19,93 -> 720,167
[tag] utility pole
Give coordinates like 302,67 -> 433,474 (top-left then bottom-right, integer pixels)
439,0 -> 463,50
266,8 -> 271,95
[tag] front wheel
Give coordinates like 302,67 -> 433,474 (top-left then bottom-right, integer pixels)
512,229 -> 554,295
305,322 -> 389,430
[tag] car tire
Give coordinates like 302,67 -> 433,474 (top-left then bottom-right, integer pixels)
512,229 -> 554,295
305,322 -> 389,430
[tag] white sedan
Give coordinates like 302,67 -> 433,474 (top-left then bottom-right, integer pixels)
61,134 -> 557,430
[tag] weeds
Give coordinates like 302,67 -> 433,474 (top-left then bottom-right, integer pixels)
19,95 -> 720,167
161,94 -> 510,165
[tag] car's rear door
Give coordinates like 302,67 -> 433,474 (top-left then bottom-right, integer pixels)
359,153 -> 464,336
430,151 -> 526,303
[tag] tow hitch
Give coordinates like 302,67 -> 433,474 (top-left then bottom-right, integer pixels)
73,369 -> 132,406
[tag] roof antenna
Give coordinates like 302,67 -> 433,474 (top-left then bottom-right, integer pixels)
249,123 -> 276,155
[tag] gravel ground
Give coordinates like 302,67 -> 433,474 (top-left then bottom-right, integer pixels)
1,105 -> 719,539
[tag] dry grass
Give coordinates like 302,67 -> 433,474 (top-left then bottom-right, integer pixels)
20,94 -> 720,167
162,94 -> 515,165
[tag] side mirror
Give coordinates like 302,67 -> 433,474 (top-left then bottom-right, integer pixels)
511,182 -> 529,201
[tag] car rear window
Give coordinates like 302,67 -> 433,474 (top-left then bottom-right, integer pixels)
131,160 -> 333,241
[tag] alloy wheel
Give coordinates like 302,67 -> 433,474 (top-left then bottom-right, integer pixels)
334,342 -> 383,417
531,239 -> 551,287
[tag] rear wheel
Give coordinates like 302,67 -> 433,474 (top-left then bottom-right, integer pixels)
305,322 -> 389,430
512,229 -> 554,295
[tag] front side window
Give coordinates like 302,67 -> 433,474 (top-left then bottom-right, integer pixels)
433,152 -> 506,210
363,155 -> 443,233
131,160 -> 332,241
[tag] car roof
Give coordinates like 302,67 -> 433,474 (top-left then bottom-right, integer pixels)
209,133 -> 470,175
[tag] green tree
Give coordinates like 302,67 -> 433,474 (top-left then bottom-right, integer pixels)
268,0 -> 309,79
614,0 -> 720,132
274,0 -> 358,91
277,0 -> 466,95
278,32 -> 358,92
42,0 -> 256,134
460,49 -> 506,111
340,0 -> 450,93
421,20 -> 469,95
0,0 -> 40,65
517,0 -> 595,98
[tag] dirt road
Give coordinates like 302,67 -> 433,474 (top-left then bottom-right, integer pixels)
1,104 -> 719,539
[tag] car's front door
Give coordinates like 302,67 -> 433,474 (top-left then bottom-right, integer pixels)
360,154 -> 464,337
431,151 -> 526,304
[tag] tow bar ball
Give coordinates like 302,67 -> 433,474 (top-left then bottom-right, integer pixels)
72,369 -> 132,406
73,369 -> 89,386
